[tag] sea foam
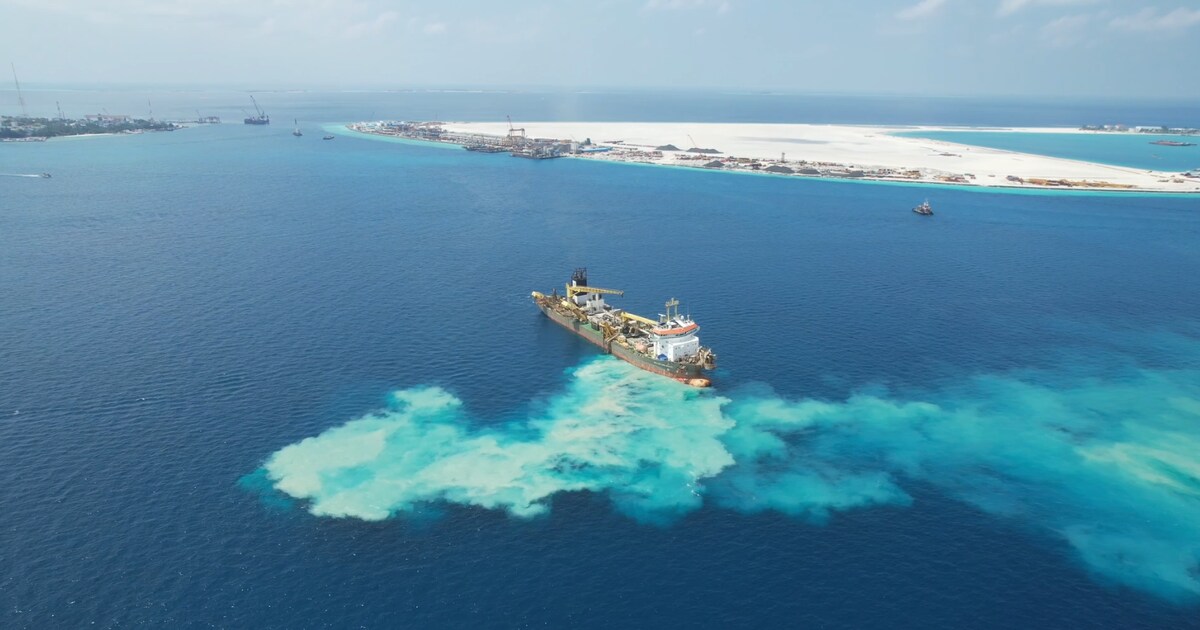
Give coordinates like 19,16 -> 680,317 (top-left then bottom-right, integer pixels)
261,354 -> 1200,600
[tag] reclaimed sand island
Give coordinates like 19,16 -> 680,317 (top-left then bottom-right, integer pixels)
347,121 -> 1200,194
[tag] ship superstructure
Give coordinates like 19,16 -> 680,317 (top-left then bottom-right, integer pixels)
532,268 -> 717,387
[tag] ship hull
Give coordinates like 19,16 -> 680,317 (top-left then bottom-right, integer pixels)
535,301 -> 710,385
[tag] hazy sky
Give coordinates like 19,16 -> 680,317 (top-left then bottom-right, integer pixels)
2,0 -> 1199,97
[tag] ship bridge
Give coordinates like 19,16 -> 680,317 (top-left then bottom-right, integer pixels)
648,299 -> 701,362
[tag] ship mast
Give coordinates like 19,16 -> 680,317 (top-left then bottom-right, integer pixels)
663,298 -> 680,323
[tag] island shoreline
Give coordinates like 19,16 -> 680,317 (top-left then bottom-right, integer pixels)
341,121 -> 1200,196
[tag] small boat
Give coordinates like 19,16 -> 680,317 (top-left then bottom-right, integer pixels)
322,135 -> 335,140
292,119 -> 302,137
39,172 -> 51,178
913,199 -> 933,216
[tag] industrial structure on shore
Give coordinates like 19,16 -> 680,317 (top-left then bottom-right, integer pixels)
352,116 -> 582,160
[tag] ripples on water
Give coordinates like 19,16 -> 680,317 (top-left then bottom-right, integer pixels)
2,119 -> 1199,628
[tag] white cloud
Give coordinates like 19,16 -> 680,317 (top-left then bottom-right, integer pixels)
0,0 -> 409,38
896,0 -> 949,21
1040,13 -> 1091,46
998,0 -> 1100,17
643,0 -> 731,11
423,21 -> 447,35
344,10 -> 400,38
1110,7 -> 1200,32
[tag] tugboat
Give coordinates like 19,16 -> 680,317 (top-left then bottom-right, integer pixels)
913,199 -> 934,216
292,119 -> 302,137
532,268 -> 717,387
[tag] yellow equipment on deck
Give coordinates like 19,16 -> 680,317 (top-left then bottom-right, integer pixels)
619,311 -> 658,326
566,284 -> 624,298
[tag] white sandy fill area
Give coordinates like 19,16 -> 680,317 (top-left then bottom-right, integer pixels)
441,122 -> 1199,191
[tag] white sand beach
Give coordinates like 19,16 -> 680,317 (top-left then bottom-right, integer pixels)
438,122 -> 1200,193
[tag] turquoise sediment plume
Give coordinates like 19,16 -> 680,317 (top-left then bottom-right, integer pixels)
262,353 -> 1200,601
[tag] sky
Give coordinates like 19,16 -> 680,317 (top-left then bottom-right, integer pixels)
2,0 -> 1199,98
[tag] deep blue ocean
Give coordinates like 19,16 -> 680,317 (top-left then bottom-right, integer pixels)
3,91 -> 1200,628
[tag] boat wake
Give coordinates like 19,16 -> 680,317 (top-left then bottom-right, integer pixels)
256,340 -> 1200,601
0,173 -> 48,178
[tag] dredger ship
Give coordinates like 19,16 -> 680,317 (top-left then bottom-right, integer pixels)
532,269 -> 717,387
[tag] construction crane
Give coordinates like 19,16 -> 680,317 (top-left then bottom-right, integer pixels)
506,115 -> 526,143
250,95 -> 265,118
561,282 -> 664,328
564,285 -> 660,327
57,101 -> 66,120
687,133 -> 698,149
11,62 -> 27,117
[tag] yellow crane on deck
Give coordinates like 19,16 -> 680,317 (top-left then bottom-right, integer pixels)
566,284 -> 624,298
563,284 -> 659,327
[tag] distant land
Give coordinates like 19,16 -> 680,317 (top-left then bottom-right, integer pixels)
0,115 -> 180,141
347,121 -> 1200,194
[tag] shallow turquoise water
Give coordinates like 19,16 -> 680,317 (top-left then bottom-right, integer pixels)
894,130 -> 1200,172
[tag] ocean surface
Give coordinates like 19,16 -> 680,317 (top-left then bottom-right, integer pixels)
6,86 -> 1200,128
895,130 -> 1200,172
3,91 -> 1200,628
